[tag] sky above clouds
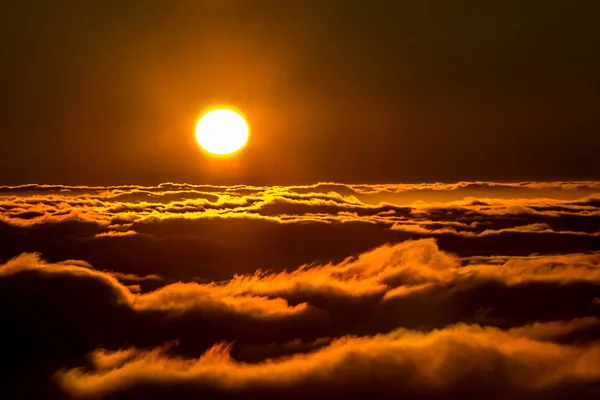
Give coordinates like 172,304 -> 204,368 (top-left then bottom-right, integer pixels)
1,0 -> 599,185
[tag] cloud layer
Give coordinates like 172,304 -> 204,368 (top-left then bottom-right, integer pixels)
1,181 -> 599,282
1,182 -> 599,399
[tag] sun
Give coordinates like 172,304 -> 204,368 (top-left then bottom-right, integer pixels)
195,109 -> 249,156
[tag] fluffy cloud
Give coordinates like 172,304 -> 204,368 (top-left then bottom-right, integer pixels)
57,322 -> 600,399
1,239 -> 600,397
0,182 -> 599,282
1,182 -> 600,398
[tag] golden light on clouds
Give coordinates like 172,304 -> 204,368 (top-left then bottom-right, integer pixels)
195,109 -> 249,156
2,182 -> 600,398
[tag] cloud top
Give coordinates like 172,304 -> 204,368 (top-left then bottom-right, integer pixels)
1,181 -> 599,398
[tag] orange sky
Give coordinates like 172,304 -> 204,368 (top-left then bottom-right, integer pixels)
1,0 -> 599,185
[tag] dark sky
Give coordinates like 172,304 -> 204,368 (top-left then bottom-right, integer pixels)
1,0 -> 599,185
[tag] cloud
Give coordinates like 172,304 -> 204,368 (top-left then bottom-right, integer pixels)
94,230 -> 138,238
57,322 -> 600,399
0,182 -> 599,282
1,238 -> 600,397
1,182 -> 600,398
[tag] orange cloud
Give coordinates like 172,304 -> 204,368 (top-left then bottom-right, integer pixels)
57,321 -> 600,399
1,235 -> 600,398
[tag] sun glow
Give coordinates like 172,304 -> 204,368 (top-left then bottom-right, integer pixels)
195,109 -> 249,156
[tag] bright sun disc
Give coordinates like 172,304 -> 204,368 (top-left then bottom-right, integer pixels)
195,109 -> 249,155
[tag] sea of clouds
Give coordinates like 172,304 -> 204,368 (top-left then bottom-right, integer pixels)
1,181 -> 600,399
